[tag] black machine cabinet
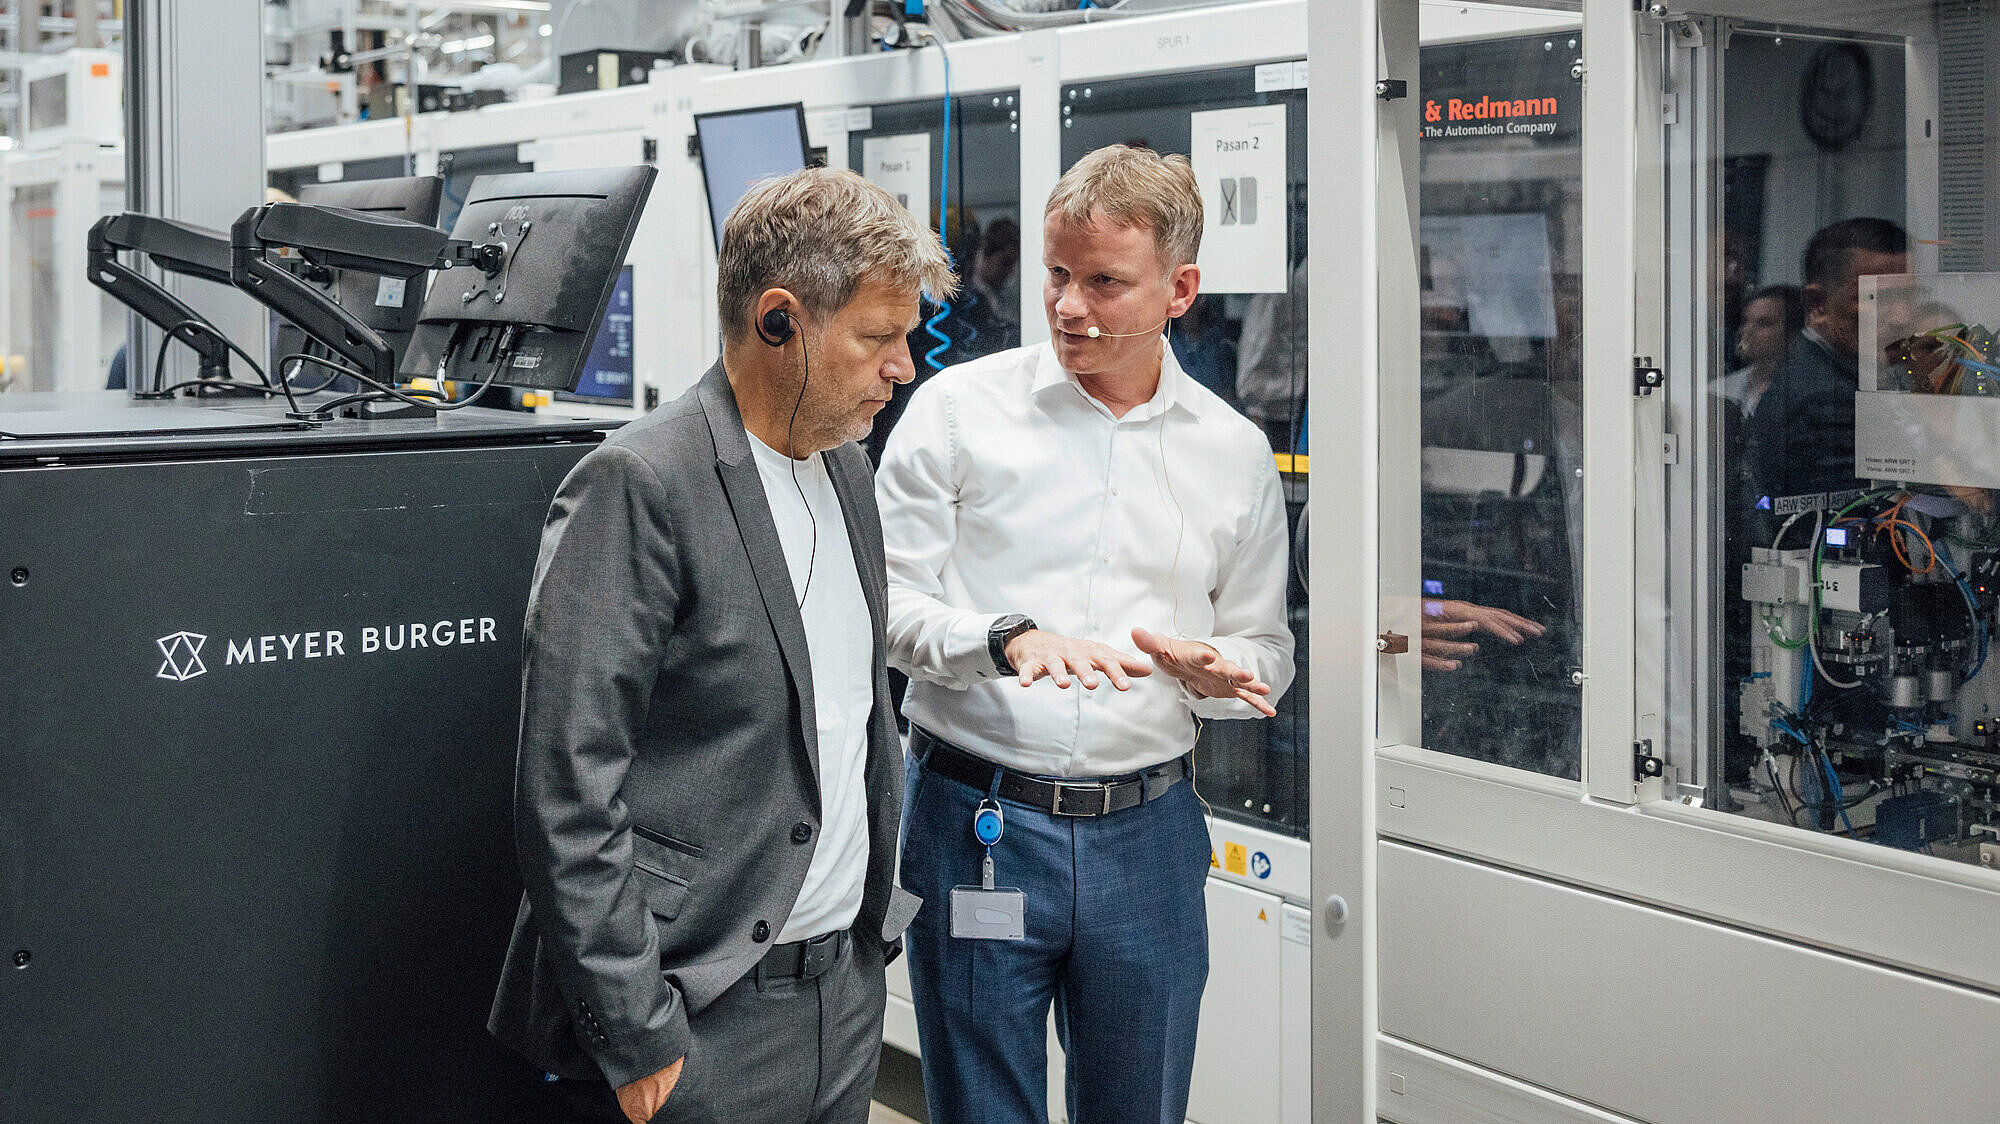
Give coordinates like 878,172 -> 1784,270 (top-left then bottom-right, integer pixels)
0,397 -> 611,1121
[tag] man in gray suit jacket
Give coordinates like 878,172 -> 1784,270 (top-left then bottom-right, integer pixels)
490,167 -> 953,1124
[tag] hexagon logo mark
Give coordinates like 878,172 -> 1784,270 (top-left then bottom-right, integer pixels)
156,631 -> 208,682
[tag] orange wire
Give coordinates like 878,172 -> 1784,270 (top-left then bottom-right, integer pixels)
1888,517 -> 1938,574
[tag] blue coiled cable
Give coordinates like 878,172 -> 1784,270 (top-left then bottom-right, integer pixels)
920,40 -> 952,372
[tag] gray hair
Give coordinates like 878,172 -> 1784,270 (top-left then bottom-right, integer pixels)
717,166 -> 957,341
1045,145 -> 1204,270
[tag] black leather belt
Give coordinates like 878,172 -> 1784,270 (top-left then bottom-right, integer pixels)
911,726 -> 1188,818
756,929 -> 847,983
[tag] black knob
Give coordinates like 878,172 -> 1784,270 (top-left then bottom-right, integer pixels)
13,949 -> 29,968
791,822 -> 813,844
752,921 -> 770,943
9,568 -> 26,587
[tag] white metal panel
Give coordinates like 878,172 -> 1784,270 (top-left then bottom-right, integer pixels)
1056,1 -> 1306,82
1378,1037 -> 1645,1124
1379,840 -> 2000,1123
1017,30 -> 1060,345
267,116 -> 434,173
1188,879 -> 1286,1124
1630,16 -> 1670,802
1378,750 -> 2000,993
1579,0 -> 1643,803
698,34 -> 1024,116
1310,0 -> 1385,1119
1204,818 -> 1309,903
1415,1 -> 1580,47
1278,902 -> 1311,1124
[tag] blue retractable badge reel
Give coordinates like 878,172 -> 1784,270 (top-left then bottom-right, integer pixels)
972,800 -> 1004,847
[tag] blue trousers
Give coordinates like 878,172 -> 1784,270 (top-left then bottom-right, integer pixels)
900,748 -> 1212,1124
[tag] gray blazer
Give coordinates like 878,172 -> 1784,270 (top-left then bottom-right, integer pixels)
488,360 -> 920,1089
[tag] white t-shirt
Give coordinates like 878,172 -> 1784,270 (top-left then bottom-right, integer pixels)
747,429 -> 874,942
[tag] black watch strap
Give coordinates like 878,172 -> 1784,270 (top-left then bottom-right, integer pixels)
988,614 -> 1035,676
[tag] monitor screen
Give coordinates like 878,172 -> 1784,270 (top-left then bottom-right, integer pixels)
270,176 -> 446,388
400,164 -> 657,392
558,266 -> 635,405
693,103 -> 810,247
28,74 -> 67,132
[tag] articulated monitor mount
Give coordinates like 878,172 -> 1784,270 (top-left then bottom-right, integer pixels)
87,213 -> 245,396
231,202 -> 507,420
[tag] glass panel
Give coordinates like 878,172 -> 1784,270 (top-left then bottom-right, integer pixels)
1684,1 -> 2000,867
1061,66 -> 1310,836
11,183 -> 58,392
1399,15 -> 1588,777
850,93 -> 1023,464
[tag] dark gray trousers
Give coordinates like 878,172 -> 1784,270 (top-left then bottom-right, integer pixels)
549,937 -> 886,1124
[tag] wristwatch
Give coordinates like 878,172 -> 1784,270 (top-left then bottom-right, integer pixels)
988,614 -> 1037,676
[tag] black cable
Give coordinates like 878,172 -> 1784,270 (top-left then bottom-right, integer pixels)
276,352 -> 364,395
314,355 -> 501,416
148,318 -> 303,416
785,313 -> 818,609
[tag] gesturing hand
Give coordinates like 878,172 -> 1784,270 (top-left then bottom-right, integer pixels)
1130,627 -> 1277,717
1419,599 -> 1546,672
1003,629 -> 1155,690
617,1056 -> 685,1124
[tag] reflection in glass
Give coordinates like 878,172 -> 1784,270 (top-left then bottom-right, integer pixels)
1697,4 -> 2000,867
1061,67 -> 1310,835
851,94 -> 1023,464
1416,31 -> 1586,778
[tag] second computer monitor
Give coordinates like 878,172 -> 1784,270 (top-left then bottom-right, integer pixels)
293,176 -> 446,336
272,176 -> 445,380
693,103 -> 810,248
399,164 -> 656,393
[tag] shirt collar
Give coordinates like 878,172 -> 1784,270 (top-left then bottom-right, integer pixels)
1031,337 -> 1201,422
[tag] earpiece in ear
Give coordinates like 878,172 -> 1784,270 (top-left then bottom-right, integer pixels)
757,307 -> 797,347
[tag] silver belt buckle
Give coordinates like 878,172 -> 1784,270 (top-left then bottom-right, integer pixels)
1050,780 -> 1113,817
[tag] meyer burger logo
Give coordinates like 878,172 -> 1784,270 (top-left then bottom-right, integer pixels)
156,631 -> 209,681
151,616 -> 499,683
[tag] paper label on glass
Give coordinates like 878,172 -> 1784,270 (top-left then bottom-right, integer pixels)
861,132 -> 932,230
1190,105 -> 1288,293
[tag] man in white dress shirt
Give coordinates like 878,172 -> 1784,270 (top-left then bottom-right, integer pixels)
876,145 -> 1295,1124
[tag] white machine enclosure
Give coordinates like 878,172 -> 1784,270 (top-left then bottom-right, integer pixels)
19,49 -> 123,152
1,139 -> 125,392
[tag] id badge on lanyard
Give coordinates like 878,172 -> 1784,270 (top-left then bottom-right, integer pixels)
949,796 -> 1026,941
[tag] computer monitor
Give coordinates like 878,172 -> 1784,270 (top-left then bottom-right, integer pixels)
274,176 -> 447,379
693,103 -> 810,247
400,165 -> 657,393
557,265 -> 635,406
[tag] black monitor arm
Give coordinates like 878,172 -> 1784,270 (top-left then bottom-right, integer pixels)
231,202 -> 508,419
88,213 -> 239,392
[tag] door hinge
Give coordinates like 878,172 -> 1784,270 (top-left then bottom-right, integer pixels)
1375,78 -> 1409,101
1635,739 -> 1665,779
1634,356 -> 1664,397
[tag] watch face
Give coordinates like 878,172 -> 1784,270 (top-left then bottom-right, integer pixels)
1799,43 -> 1873,152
